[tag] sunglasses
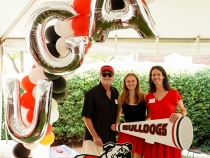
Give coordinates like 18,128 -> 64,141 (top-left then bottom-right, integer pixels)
101,72 -> 114,77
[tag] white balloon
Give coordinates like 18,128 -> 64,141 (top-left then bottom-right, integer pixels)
145,0 -> 155,4
0,140 -> 17,158
23,142 -> 40,150
32,86 -> 37,98
31,144 -> 50,158
51,98 -> 58,113
56,37 -> 70,57
50,110 -> 59,124
29,67 -> 47,85
54,20 -> 74,37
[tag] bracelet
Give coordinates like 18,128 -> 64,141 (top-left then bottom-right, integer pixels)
179,112 -> 184,117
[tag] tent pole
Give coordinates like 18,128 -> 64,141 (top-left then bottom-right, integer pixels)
1,0 -> 36,41
0,41 -> 3,141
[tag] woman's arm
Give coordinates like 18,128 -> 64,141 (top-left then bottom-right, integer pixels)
144,93 -> 151,120
169,99 -> 187,122
177,99 -> 187,116
146,107 -> 151,120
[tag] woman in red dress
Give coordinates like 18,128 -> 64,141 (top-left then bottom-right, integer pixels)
144,65 -> 187,158
112,73 -> 148,158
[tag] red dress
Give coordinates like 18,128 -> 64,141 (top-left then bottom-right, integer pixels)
117,102 -> 146,154
144,89 -> 182,158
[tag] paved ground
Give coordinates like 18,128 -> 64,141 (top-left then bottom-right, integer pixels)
71,147 -> 82,154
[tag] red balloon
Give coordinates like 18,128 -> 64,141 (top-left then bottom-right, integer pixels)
26,108 -> 34,123
73,0 -> 91,15
45,124 -> 52,136
86,41 -> 92,49
21,76 -> 36,92
72,15 -> 89,35
20,92 -> 35,109
85,47 -> 89,55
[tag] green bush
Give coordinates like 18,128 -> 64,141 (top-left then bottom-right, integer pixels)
1,67 -> 210,152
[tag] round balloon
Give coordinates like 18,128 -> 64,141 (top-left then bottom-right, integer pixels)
26,108 -> 34,123
45,25 -> 60,43
13,143 -> 31,158
46,43 -> 60,58
55,37 -> 70,57
51,98 -> 58,113
20,92 -> 35,109
32,86 -> 37,98
73,0 -> 91,15
52,91 -> 66,101
50,110 -> 59,124
40,132 -> 55,146
21,75 -> 36,92
52,76 -> 66,93
72,15 -> 89,35
54,20 -> 74,37
31,144 -> 50,158
44,71 -> 61,80
29,67 -> 47,85
45,124 -> 52,136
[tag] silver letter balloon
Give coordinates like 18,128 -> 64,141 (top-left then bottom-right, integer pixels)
3,78 -> 53,144
25,0 -> 158,75
90,0 -> 158,42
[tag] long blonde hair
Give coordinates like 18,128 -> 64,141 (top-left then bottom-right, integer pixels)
118,73 -> 145,115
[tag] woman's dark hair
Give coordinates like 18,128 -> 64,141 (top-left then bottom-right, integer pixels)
148,65 -> 170,92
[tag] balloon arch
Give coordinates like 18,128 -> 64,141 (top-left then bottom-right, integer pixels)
3,0 -> 157,157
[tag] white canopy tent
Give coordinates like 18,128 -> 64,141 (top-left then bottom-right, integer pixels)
0,0 -> 210,56
1,0 -> 210,144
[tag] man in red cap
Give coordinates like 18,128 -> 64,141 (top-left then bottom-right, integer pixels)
81,65 -> 119,156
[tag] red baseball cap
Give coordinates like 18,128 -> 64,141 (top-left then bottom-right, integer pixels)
100,65 -> 114,73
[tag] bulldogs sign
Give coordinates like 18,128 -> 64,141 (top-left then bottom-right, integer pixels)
113,117 -> 193,150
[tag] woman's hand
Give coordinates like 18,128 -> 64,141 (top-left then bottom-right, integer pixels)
169,113 -> 182,122
111,124 -> 117,131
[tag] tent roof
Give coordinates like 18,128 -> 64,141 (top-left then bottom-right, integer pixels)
1,0 -> 210,56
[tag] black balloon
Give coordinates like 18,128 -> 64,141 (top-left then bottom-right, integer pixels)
46,43 -> 60,58
44,71 -> 61,80
52,76 -> 66,93
45,25 -> 60,43
111,0 -> 125,10
13,143 -> 31,158
53,91 -> 66,101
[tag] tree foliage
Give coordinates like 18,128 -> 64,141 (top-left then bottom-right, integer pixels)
1,67 -> 210,151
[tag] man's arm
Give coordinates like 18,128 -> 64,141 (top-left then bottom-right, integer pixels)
83,116 -> 103,146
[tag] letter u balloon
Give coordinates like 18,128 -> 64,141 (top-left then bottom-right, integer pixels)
3,78 -> 53,144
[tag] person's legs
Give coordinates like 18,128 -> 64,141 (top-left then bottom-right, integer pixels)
82,140 -> 103,156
